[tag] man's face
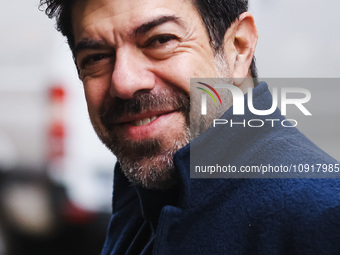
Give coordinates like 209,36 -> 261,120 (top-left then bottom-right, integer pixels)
72,0 -> 229,189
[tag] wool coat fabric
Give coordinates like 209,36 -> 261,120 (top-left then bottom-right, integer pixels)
101,82 -> 340,255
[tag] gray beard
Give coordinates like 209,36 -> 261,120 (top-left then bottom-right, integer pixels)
115,127 -> 190,190
94,88 -> 191,190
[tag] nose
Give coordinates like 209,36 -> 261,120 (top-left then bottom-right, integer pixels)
110,47 -> 155,99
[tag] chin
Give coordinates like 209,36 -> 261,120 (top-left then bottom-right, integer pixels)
120,155 -> 179,190
115,128 -> 190,190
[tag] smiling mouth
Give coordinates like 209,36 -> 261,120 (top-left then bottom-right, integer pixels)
131,116 -> 158,126
115,110 -> 176,128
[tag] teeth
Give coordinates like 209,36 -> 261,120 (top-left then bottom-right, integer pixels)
132,116 -> 158,126
135,120 -> 143,126
142,118 -> 151,126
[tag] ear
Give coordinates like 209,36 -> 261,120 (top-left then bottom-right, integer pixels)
223,12 -> 258,80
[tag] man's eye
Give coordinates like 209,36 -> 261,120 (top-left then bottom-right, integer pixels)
91,54 -> 106,62
77,53 -> 114,79
156,36 -> 173,44
145,35 -> 178,48
80,54 -> 109,68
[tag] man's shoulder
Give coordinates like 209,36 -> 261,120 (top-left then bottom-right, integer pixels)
243,178 -> 340,213
248,125 -> 337,165
221,178 -> 340,247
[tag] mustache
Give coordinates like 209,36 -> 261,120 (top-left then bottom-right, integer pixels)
100,89 -> 190,130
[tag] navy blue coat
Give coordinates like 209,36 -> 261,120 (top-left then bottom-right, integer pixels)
102,82 -> 340,255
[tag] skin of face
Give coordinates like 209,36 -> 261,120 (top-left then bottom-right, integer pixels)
71,0 -> 257,189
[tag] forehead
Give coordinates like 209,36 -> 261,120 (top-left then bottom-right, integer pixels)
72,0 -> 200,43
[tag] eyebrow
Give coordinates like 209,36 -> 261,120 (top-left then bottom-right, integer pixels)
73,15 -> 184,58
72,39 -> 107,59
133,15 -> 184,36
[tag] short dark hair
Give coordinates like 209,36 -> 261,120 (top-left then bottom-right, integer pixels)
40,0 -> 257,78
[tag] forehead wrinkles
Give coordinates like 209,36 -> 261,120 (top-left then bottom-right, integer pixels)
72,0 -> 142,42
73,0 -> 144,21
72,0 -> 206,50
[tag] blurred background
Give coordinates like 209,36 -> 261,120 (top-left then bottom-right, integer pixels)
0,0 -> 339,254
0,1 -> 115,254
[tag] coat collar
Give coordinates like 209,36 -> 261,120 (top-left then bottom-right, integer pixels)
173,81 -> 285,207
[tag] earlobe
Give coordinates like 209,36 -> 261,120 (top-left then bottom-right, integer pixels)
223,12 -> 258,81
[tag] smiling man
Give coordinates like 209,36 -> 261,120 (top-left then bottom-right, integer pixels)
40,0 -> 340,254
69,0 -> 257,190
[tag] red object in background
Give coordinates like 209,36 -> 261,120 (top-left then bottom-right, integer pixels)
50,86 -> 65,102
48,85 -> 66,161
61,200 -> 95,224
49,122 -> 65,158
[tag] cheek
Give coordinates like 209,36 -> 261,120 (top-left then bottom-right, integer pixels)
153,53 -> 217,95
153,59 -> 197,95
83,79 -> 109,114
157,66 -> 191,95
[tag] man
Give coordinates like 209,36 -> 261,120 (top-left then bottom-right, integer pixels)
40,0 -> 340,254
